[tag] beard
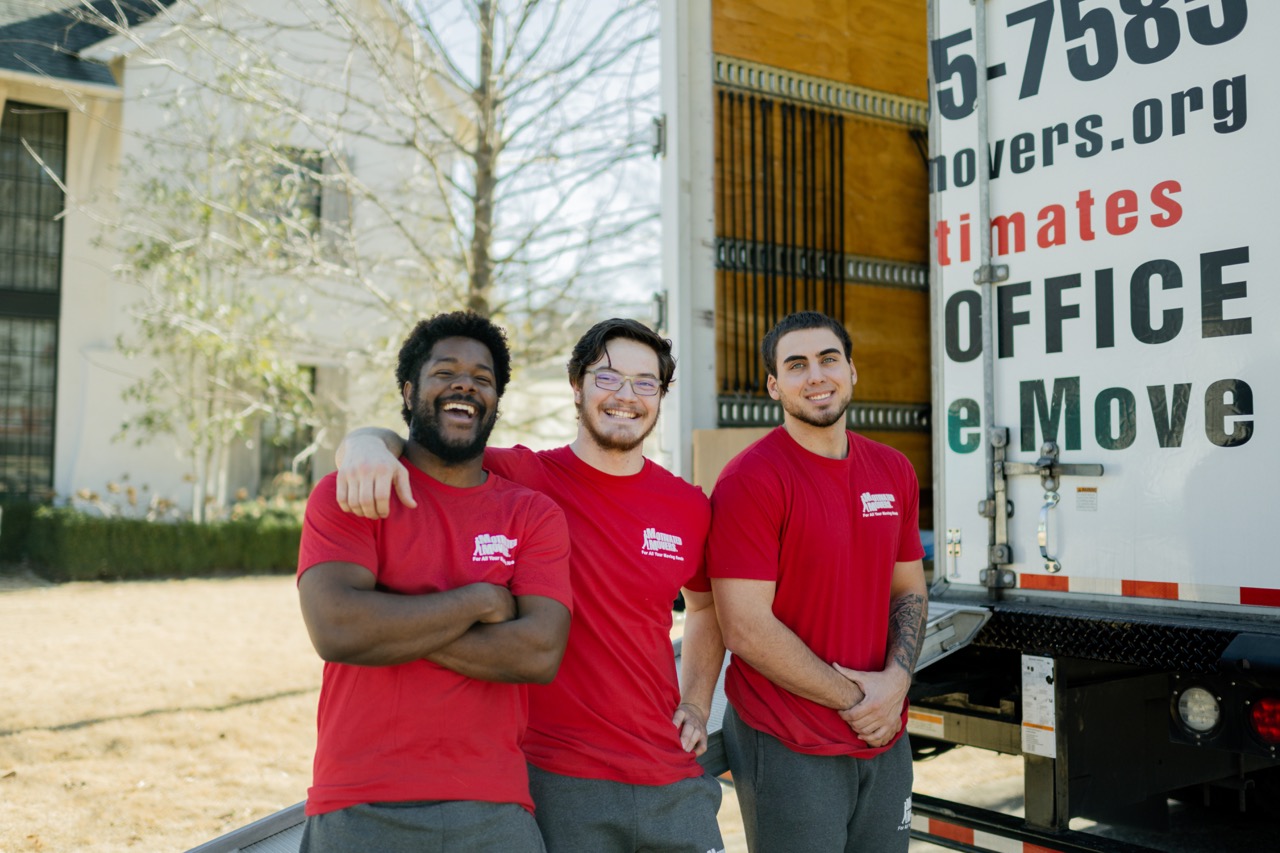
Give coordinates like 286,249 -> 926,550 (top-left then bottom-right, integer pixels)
779,389 -> 851,429
577,400 -> 658,453
409,393 -> 498,465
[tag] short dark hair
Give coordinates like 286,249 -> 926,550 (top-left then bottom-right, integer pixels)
396,311 -> 512,425
567,318 -> 676,395
760,311 -> 853,377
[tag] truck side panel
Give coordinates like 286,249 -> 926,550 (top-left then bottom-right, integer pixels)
931,0 -> 1278,609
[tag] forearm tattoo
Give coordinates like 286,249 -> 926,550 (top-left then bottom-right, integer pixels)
888,593 -> 927,676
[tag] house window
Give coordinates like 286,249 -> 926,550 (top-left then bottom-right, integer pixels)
266,148 -> 323,234
0,318 -> 57,500
258,366 -> 316,498
0,102 -> 65,501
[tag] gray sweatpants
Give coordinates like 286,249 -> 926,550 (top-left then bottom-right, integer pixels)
299,799 -> 545,853
528,763 -> 725,853
723,704 -> 913,853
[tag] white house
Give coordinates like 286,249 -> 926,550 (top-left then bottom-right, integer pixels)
0,0 -> 473,513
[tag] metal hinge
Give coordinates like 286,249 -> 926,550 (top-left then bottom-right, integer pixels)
651,114 -> 666,158
973,263 -> 1009,284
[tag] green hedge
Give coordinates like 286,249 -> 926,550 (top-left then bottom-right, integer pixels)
0,500 -> 39,562
25,507 -> 302,581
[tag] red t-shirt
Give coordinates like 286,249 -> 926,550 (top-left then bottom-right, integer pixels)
297,464 -> 572,816
485,445 -> 711,784
705,427 -> 924,757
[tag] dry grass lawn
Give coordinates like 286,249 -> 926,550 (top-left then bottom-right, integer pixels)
0,573 -> 320,852
0,573 -> 753,852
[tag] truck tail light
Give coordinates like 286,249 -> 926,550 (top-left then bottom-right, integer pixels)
1248,697 -> 1280,745
1175,686 -> 1221,735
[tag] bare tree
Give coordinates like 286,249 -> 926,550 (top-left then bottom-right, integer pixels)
70,0 -> 660,351
28,0 -> 659,510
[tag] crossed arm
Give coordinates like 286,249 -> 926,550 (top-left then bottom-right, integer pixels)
299,562 -> 570,683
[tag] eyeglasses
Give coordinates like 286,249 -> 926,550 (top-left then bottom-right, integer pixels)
586,369 -> 662,396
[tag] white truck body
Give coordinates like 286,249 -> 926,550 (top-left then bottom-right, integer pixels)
658,1 -> 1280,847
930,0 -> 1275,613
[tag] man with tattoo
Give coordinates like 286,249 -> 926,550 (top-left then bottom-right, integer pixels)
705,311 -> 928,853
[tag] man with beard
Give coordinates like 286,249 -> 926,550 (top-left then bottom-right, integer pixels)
335,318 -> 726,853
295,311 -> 572,853
705,311 -> 928,853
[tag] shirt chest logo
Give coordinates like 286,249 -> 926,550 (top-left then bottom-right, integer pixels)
641,527 -> 685,561
860,492 -> 899,518
473,533 -> 518,565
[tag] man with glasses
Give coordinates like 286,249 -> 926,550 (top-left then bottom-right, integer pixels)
335,318 -> 726,853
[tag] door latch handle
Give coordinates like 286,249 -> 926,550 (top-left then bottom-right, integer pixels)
1038,491 -> 1062,573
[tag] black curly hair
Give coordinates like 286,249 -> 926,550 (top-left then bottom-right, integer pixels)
760,311 -> 852,377
566,318 -> 676,395
396,311 -> 512,425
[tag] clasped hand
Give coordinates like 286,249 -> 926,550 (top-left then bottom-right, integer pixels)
833,663 -> 909,748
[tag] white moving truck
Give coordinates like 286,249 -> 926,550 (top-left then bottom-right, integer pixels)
660,0 -> 1279,849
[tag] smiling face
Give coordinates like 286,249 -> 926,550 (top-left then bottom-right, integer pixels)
767,326 -> 856,429
574,337 -> 662,454
404,336 -> 500,465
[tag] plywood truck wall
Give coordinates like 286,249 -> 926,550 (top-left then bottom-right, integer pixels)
701,0 -> 933,526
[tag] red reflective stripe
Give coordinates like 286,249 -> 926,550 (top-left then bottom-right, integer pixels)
1121,580 -> 1178,600
1020,573 -> 1069,591
924,823 -> 1072,851
1241,587 -> 1280,607
927,818 -> 975,844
